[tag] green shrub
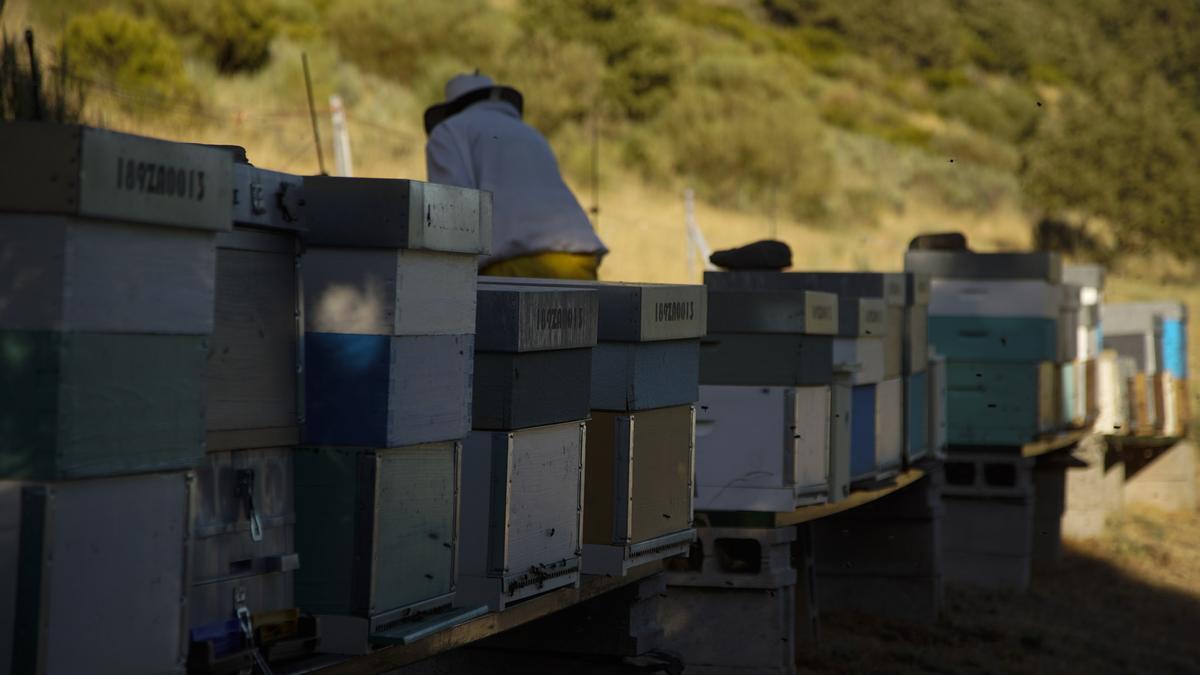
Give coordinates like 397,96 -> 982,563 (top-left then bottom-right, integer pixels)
61,8 -> 193,109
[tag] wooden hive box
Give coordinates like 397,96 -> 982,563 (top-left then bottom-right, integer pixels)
583,405 -> 697,575
875,377 -> 904,475
700,333 -> 834,387
0,124 -> 233,480
0,471 -> 192,675
705,270 -> 927,307
927,315 -> 1058,362
207,162 -> 305,451
191,447 -> 298,629
458,421 -> 585,610
473,283 -> 598,430
694,385 -> 831,512
705,288 -> 838,336
293,442 -> 459,638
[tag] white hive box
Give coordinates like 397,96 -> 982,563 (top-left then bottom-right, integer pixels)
832,336 -> 886,385
583,405 -> 696,575
0,471 -> 192,675
928,353 -> 948,456
875,377 -> 904,475
928,279 -> 1062,318
0,124 -> 232,481
459,421 -> 585,610
694,386 -> 832,512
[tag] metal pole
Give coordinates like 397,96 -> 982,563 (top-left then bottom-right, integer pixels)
302,52 -> 326,175
329,94 -> 353,177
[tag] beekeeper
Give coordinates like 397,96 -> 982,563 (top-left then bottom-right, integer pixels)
425,73 -> 607,279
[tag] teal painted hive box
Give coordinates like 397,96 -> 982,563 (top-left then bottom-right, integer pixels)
945,361 -> 1047,446
0,331 -> 208,480
1060,362 -> 1076,427
905,371 -> 928,462
293,442 -> 459,632
928,316 -> 1057,362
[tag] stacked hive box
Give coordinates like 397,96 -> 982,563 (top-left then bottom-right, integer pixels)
1103,301 -> 1188,437
696,277 -> 843,509
907,251 -> 1063,446
189,155 -> 316,670
579,281 -> 705,575
0,124 -> 233,673
459,281 -> 596,609
481,278 -> 705,576
292,177 -> 491,647
1064,265 -> 1105,429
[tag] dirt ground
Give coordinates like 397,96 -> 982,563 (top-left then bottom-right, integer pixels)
804,498 -> 1200,674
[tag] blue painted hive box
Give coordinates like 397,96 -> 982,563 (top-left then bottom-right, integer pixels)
927,316 -> 1058,362
850,383 -> 877,481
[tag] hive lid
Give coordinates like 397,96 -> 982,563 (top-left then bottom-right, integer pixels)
0,122 -> 234,232
903,250 -> 1063,283
475,282 -> 599,352
704,271 -> 926,307
706,288 -> 838,335
303,175 -> 491,254
229,162 -> 305,232
479,277 -> 707,342
1063,264 -> 1105,291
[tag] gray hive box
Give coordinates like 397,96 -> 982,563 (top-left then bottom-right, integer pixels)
705,289 -> 838,335
206,162 -> 305,451
700,333 -> 835,386
473,349 -> 593,429
0,471 -> 192,675
302,175 -> 491,254
483,277 -> 707,342
904,250 -> 1063,282
475,283 -> 599,352
705,271 -> 926,307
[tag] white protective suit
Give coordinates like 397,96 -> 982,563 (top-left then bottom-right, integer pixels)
425,99 -> 607,267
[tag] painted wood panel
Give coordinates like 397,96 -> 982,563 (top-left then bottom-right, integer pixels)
304,333 -> 473,447
192,448 -> 294,584
293,443 -> 458,622
700,333 -> 834,387
928,316 -> 1058,362
0,122 -> 234,232
629,405 -> 694,542
0,331 -> 207,480
905,371 -> 929,461
0,215 -> 217,334
2,471 -> 191,675
850,384 -> 876,480
206,244 -> 298,435
592,340 -> 700,411
945,361 -> 1043,446
303,176 -> 491,254
472,349 -> 592,430
875,377 -> 903,472
503,423 -> 585,573
832,337 -> 885,384
705,271 -> 909,306
230,163 -> 305,231
906,305 -> 929,373
304,248 -> 477,336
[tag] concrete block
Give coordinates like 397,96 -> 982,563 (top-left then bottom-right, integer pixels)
659,585 -> 796,675
666,525 -> 797,590
943,495 -> 1033,557
1062,435 -> 1122,540
1123,441 -> 1198,511
1032,463 -> 1066,568
942,452 -> 1034,498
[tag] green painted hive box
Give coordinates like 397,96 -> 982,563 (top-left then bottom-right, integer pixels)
293,442 -> 459,633
0,331 -> 208,480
